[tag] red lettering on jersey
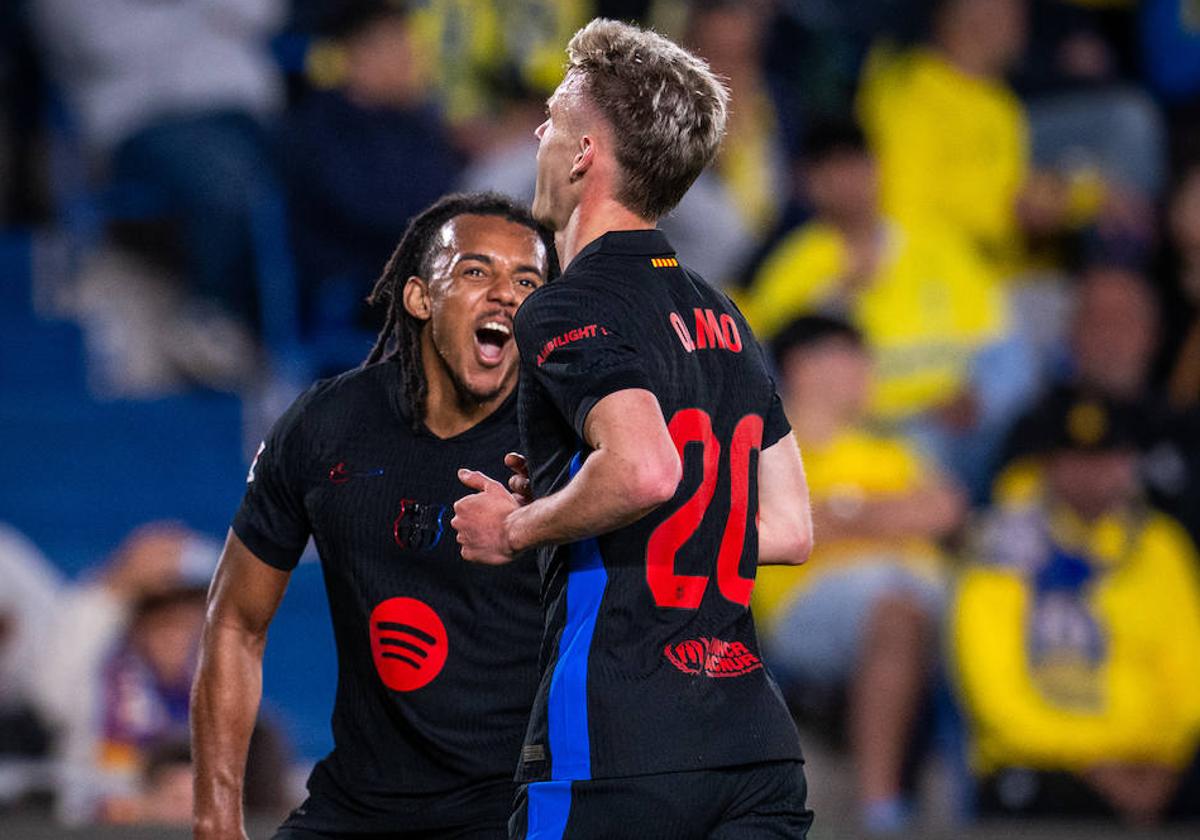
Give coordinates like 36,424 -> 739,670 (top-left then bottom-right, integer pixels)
693,308 -> 725,350
719,313 -> 743,352
664,636 -> 763,678
536,323 -> 602,367
671,309 -> 743,354
669,312 -> 695,353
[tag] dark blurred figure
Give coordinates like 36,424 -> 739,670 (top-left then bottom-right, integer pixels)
281,0 -> 462,332
955,389 -> 1200,826
1013,0 -> 1165,252
32,0 -> 285,337
1008,265 -> 1200,544
1163,164 -> 1200,410
0,1 -> 47,226
685,0 -> 787,241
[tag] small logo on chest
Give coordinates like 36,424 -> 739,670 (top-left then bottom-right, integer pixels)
329,462 -> 385,484
394,499 -> 450,551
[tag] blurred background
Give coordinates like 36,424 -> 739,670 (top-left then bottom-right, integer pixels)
2,0 -> 1200,837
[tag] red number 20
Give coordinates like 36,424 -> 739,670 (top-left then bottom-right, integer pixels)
645,408 -> 763,609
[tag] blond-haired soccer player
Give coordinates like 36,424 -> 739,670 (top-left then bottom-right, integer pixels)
452,19 -> 814,839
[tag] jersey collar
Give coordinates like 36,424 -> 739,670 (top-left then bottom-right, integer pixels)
573,228 -> 675,261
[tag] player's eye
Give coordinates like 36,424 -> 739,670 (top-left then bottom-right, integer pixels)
517,277 -> 541,290
464,266 -> 487,277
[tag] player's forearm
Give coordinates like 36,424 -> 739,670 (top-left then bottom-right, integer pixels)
758,507 -> 813,566
506,446 -> 678,551
191,620 -> 267,838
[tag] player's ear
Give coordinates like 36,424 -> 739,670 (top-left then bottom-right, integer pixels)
570,134 -> 595,182
402,275 -> 432,321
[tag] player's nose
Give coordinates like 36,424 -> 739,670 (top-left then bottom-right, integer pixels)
534,119 -> 548,140
488,273 -> 519,305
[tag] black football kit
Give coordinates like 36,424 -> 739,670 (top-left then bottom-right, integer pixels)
509,230 -> 812,839
232,360 -> 543,839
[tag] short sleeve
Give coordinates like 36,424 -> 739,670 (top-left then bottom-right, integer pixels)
515,281 -> 653,438
763,388 -> 791,450
230,388 -> 315,571
726,292 -> 792,450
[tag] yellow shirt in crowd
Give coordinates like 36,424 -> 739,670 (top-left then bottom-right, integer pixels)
741,220 -> 1007,422
754,428 -> 945,632
410,0 -> 589,122
858,46 -> 1028,277
952,497 -> 1200,774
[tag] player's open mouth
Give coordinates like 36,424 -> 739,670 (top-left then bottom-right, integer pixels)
474,320 -> 512,367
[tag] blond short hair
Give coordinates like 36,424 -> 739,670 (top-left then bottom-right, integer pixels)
566,18 -> 729,220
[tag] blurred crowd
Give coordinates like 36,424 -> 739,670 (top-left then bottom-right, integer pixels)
3,0 -> 1200,834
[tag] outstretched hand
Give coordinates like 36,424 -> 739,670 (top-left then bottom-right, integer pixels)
452,468 -> 520,565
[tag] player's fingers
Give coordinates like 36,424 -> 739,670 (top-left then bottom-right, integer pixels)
504,452 -> 529,476
508,475 -> 531,496
457,468 -> 494,492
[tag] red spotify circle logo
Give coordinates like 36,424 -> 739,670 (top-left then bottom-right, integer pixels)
368,598 -> 449,692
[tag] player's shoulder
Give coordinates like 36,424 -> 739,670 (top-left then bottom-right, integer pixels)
269,362 -> 395,437
515,269 -> 629,329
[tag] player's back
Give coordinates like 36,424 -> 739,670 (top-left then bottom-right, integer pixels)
514,230 -> 802,783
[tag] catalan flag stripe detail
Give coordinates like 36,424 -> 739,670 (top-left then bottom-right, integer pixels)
651,257 -> 678,268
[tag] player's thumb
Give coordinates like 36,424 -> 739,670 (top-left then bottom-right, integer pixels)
457,468 -> 493,492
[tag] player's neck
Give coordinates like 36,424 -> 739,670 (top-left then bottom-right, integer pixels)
422,372 -> 514,439
558,196 -> 656,268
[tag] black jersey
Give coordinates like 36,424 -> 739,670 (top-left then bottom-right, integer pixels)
232,360 -> 542,833
512,230 -> 803,784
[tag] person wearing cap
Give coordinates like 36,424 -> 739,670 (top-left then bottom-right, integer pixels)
951,388 -> 1200,824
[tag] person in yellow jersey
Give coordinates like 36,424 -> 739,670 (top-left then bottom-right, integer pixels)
740,121 -> 1037,495
857,0 -> 1110,280
755,316 -> 967,836
952,387 -> 1200,825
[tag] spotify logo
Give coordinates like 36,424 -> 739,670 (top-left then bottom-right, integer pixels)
368,597 -> 449,692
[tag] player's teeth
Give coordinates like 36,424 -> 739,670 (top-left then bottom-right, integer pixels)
482,322 -> 511,335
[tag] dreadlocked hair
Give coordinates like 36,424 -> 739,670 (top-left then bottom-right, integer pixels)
364,191 -> 559,430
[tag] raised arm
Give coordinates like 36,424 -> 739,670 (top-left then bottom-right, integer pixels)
452,389 -> 681,564
191,530 -> 290,840
756,433 -> 813,566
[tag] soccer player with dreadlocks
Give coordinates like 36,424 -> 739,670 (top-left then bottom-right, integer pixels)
192,193 -> 556,840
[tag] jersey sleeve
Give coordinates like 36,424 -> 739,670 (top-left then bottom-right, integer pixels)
515,281 -> 653,438
230,387 -> 316,571
725,289 -> 792,450
763,388 -> 791,449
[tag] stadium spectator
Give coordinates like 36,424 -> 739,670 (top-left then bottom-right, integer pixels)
281,0 -> 462,331
1017,0 -> 1165,201
755,316 -> 966,836
1166,164 -> 1200,409
858,0 -> 1132,280
1007,265 -> 1200,544
31,0 -> 285,350
407,0 -> 590,130
30,523 -> 219,823
0,525 -> 59,808
952,388 -> 1200,824
685,0 -> 787,241
739,120 -> 1036,494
